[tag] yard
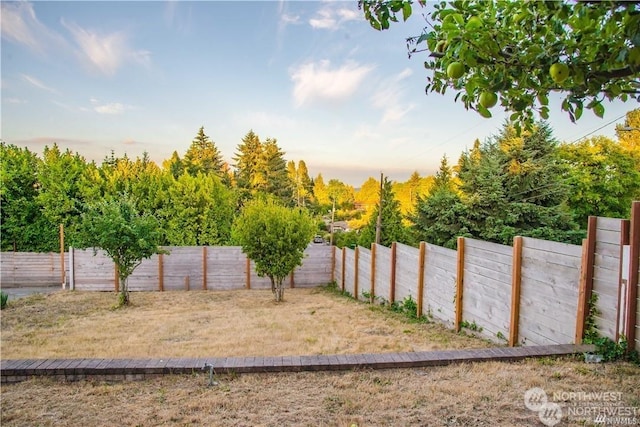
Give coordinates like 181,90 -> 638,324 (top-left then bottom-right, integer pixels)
1,287 -> 639,426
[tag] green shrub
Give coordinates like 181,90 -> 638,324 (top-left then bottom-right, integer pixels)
1,291 -> 8,309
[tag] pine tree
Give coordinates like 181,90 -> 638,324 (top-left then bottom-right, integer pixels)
359,177 -> 409,248
183,127 -> 225,178
233,130 -> 263,191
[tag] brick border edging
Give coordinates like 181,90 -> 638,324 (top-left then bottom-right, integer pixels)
0,344 -> 595,384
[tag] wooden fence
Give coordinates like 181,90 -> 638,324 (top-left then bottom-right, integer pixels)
2,204 -> 639,352
1,245 -> 333,292
334,204 -> 640,352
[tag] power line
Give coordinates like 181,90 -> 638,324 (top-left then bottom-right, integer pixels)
569,113 -> 626,143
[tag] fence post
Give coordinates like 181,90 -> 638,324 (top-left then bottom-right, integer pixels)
290,270 -> 295,289
246,256 -> 251,289
158,253 -> 164,292
617,219 -> 630,341
341,248 -> 346,292
370,243 -> 377,303
625,201 -> 640,352
69,246 -> 75,290
390,242 -> 397,304
59,224 -> 65,288
331,245 -> 336,283
202,247 -> 208,290
354,246 -> 360,300
455,237 -> 465,332
509,236 -> 523,346
417,242 -> 426,318
576,216 -> 597,344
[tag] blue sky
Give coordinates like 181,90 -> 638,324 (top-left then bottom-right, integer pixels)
1,1 -> 636,186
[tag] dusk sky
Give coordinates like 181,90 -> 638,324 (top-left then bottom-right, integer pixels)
1,1 -> 636,185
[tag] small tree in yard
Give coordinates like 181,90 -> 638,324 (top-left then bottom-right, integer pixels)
232,199 -> 315,302
75,196 -> 165,307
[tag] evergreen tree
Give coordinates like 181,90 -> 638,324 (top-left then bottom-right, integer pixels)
183,127 -> 225,178
259,138 -> 292,203
163,151 -> 184,179
233,130 -> 265,197
358,177 -> 409,247
313,173 -> 329,207
411,156 -> 469,249
459,123 -> 581,244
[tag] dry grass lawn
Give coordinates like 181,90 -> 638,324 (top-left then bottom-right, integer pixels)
1,287 -> 490,359
2,287 -> 639,426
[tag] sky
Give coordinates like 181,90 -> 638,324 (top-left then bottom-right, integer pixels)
1,1 -> 637,186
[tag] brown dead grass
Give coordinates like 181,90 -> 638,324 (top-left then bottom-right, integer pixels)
1,358 -> 638,426
1,287 -> 490,359
2,287 -> 640,426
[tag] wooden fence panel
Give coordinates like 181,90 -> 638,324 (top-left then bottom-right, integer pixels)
343,248 -> 356,297
423,243 -> 456,325
73,248 -> 114,291
394,243 -> 419,303
518,238 -> 581,345
462,238 -> 512,342
128,255 -> 160,291
206,247 -> 246,290
294,245 -> 333,287
357,247 -> 372,300
0,252 -> 68,287
161,247 -> 203,291
334,248 -> 343,287
592,217 -> 622,339
373,244 -> 391,303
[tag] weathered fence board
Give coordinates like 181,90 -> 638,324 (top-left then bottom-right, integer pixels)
0,252 -> 68,287
357,247 -> 372,300
206,247 -> 246,290
373,244 -> 391,303
518,238 -> 580,346
343,248 -> 355,297
462,239 -> 512,342
394,243 -> 418,303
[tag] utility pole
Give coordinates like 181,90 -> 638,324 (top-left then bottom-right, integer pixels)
330,197 -> 336,246
375,172 -> 383,245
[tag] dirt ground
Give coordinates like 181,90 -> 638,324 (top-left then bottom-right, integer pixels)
1,287 -> 639,426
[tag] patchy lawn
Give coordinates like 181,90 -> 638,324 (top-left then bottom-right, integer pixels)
2,287 -> 638,426
0,287 -> 490,359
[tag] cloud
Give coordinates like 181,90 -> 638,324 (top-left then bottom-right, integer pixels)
371,67 -> 415,124
21,74 -> 58,93
6,98 -> 28,104
309,5 -> 360,30
290,60 -> 374,107
0,1 -> 65,54
90,98 -> 132,115
62,19 -> 150,76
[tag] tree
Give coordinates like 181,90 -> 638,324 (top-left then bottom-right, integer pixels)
558,135 -> 640,225
359,1 -> 640,130
616,108 -> 640,152
231,199 -> 315,302
161,172 -> 234,246
163,151 -> 184,179
313,173 -> 330,207
358,177 -> 409,247
36,144 -> 88,237
411,156 -> 469,249
458,122 -> 581,244
287,160 -> 312,207
183,127 -> 225,178
259,138 -> 292,202
74,196 -> 165,307
0,143 -> 57,251
233,130 -> 263,191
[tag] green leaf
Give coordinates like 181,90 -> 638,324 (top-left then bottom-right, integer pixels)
402,2 -> 412,21
593,103 -> 605,118
477,105 -> 492,118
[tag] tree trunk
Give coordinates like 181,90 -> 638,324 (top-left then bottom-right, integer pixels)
118,276 -> 130,307
270,276 -> 276,294
274,278 -> 284,302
